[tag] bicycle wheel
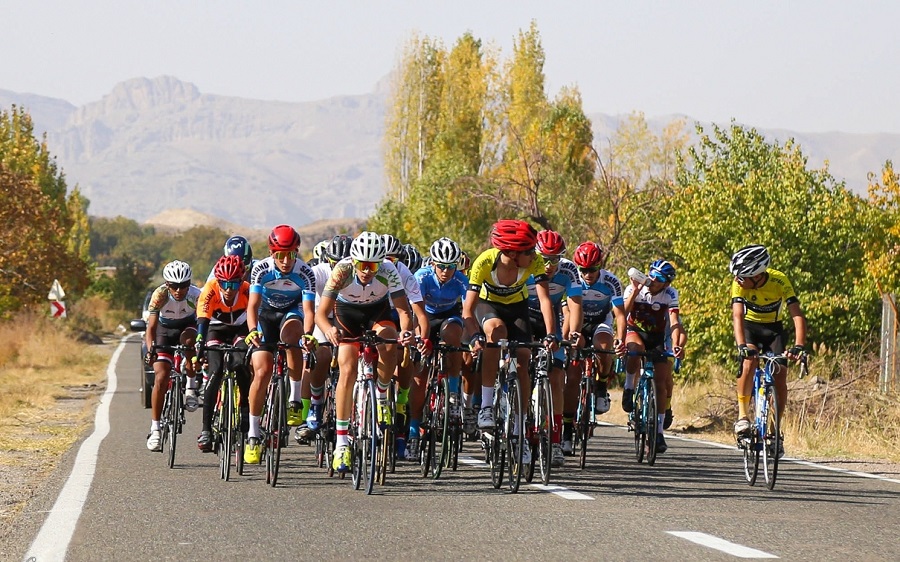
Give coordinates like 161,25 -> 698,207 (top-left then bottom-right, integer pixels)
449,387 -> 462,472
432,379 -> 449,480
234,380 -> 245,477
632,381 -> 645,463
167,378 -> 181,469
646,382 -> 659,466
351,383 -> 364,490
538,379 -> 553,485
365,380 -> 378,495
489,378 -> 505,489
576,377 -> 590,469
218,378 -> 233,481
763,385 -> 781,490
377,381 -> 395,483
266,379 -> 284,487
420,379 -> 437,478
506,378 -> 524,493
159,391 -> 171,458
317,382 -> 332,470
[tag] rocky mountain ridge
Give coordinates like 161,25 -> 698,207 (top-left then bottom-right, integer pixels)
2,76 -> 899,231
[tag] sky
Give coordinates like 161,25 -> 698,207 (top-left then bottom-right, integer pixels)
3,1 -> 897,134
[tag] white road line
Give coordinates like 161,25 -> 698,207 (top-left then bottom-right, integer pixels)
457,456 -> 594,500
604,423 -> 900,486
24,337 -> 127,562
667,531 -> 778,559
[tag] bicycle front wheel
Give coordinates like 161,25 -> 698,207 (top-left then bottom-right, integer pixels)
537,379 -> 553,485
265,379 -> 284,487
575,377 -> 590,469
167,379 -> 181,469
763,386 -> 781,490
218,378 -> 233,481
632,383 -> 645,463
645,382 -> 658,466
488,378 -> 505,489
432,379 -> 449,480
365,380 -> 378,495
506,378 -> 524,494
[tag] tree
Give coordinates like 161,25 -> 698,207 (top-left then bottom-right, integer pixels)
864,160 -> 900,294
167,225 -> 228,281
664,123 -> 878,370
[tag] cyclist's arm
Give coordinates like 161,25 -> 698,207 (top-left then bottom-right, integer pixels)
462,288 -> 480,342
788,301 -> 807,348
246,291 -> 261,334
411,300 -> 430,340
731,301 -> 747,347
302,298 -> 316,335
669,308 -> 686,358
535,280 -> 556,338
145,313 -> 159,354
391,293 -> 415,336
566,294 -> 583,338
613,304 -> 627,343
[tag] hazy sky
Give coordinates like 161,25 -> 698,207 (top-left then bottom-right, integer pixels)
3,1 -> 896,134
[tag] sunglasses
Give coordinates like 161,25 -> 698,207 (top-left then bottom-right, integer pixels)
167,281 -> 191,290
434,262 -> 457,271
272,250 -> 297,261
353,259 -> 380,273
541,255 -> 561,265
578,266 -> 600,274
218,280 -> 241,290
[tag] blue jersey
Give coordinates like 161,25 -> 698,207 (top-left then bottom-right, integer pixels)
414,267 -> 468,315
527,259 -> 581,313
578,270 -> 624,321
249,256 -> 316,310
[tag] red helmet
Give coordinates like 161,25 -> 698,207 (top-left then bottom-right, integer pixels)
213,254 -> 246,282
536,230 -> 566,256
573,241 -> 603,268
490,219 -> 538,252
268,224 -> 301,252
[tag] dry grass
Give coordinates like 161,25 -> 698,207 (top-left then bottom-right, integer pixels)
0,311 -> 109,457
652,351 -> 900,463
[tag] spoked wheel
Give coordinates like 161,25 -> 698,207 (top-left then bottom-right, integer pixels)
632,384 -> 645,463
488,384 -> 505,489
432,381 -> 449,480
364,381 -> 378,495
159,395 -> 171,460
265,381 -> 284,487
646,384 -> 659,466
575,379 -> 590,469
167,383 -> 181,469
376,385 -> 392,486
537,380 -> 553,485
218,382 -> 232,481
506,379 -> 524,494
763,386 -> 781,490
351,383 -> 365,490
234,429 -> 245,477
420,386 -> 436,478
741,430 -> 760,486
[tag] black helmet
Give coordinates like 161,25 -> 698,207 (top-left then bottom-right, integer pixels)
224,235 -> 253,267
325,234 -> 352,262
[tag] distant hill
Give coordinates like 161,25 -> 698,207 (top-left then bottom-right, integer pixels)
3,76 -> 899,231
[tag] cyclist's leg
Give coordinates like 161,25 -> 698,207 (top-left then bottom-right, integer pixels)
622,330 -> 645,411
592,321 -> 615,412
280,313 -> 307,425
202,346 -> 226,433
440,319 -> 465,413
179,326 -> 198,383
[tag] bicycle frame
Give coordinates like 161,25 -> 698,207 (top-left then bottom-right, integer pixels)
625,349 -> 679,466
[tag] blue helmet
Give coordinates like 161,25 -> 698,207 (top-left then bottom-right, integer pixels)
223,235 -> 253,267
649,259 -> 676,283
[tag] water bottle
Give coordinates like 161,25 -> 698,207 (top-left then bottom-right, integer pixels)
627,267 -> 651,286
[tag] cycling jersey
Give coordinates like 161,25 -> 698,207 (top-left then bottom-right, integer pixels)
526,258 -> 581,313
731,268 -> 798,324
147,284 -> 201,329
624,284 -> 679,335
577,270 -> 624,321
468,248 -> 547,304
394,261 -> 423,305
323,258 -> 405,305
196,279 -> 250,340
249,256 -> 316,310
416,267 -> 469,315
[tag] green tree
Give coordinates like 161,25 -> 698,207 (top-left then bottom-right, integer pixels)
167,225 -> 228,282
864,160 -> 900,294
664,123 -> 878,371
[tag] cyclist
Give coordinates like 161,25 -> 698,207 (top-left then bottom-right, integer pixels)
400,243 -> 424,274
195,255 -> 251,452
621,259 -> 686,454
410,237 -> 470,460
381,234 -> 431,460
205,235 -> 255,283
464,219 -> 558,467
315,231 -> 416,473
730,244 -> 807,458
526,230 -> 582,467
295,234 -> 353,444
458,250 -> 471,276
307,239 -> 329,267
244,225 -> 318,464
144,260 -> 202,451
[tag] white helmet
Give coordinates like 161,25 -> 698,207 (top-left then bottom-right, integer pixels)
429,237 -> 461,264
312,240 -> 328,260
351,231 -> 386,261
729,245 -> 770,277
162,260 -> 192,283
381,233 -> 403,257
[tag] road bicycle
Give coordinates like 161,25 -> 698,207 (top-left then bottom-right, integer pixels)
342,330 -> 404,495
524,342 -> 554,486
568,344 -> 617,469
625,349 -> 680,466
152,344 -> 190,468
203,342 -> 247,481
737,351 -> 807,489
261,342 -> 315,487
419,342 -> 469,480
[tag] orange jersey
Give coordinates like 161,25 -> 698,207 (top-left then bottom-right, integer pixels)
197,279 -> 250,327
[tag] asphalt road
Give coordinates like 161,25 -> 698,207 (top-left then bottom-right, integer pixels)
13,339 -> 900,561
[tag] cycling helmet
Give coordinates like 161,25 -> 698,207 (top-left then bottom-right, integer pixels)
162,260 -> 192,283
350,231 -> 386,261
649,259 -> 677,283
729,244 -> 770,277
223,235 -> 253,267
429,237 -> 461,264
572,242 -> 603,268
312,240 -> 328,260
325,234 -> 352,262
213,254 -> 245,282
381,234 -> 404,257
536,230 -> 566,256
400,243 -> 423,273
490,219 -> 538,252
457,251 -> 471,271
268,224 -> 301,252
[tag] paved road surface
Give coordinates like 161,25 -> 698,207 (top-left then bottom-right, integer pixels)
13,339 -> 900,561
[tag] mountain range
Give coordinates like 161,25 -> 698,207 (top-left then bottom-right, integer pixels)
2,76 -> 899,230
